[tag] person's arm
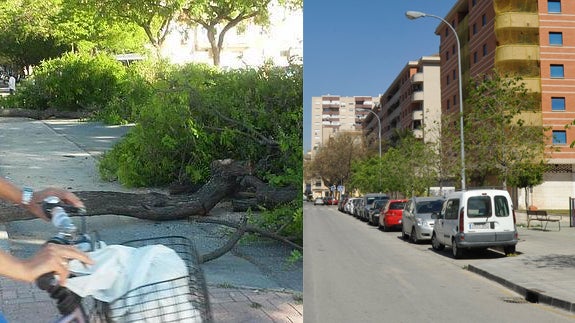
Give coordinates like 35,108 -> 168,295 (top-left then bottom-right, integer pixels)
0,177 -> 92,284
0,177 -> 84,221
0,244 -> 92,284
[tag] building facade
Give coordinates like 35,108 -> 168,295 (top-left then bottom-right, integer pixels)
439,0 -> 575,209
363,56 -> 442,146
307,95 -> 378,198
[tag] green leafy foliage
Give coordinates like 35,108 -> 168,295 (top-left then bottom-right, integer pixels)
4,53 -> 126,111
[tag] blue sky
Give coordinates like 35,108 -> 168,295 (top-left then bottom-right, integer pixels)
303,1 -> 456,152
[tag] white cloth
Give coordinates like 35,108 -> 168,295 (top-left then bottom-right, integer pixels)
67,244 -> 202,322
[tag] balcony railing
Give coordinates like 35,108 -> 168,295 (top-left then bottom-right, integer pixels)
495,45 -> 539,62
495,12 -> 538,30
411,73 -> 424,84
411,91 -> 424,102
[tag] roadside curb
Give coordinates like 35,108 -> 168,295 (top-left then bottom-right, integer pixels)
467,264 -> 575,314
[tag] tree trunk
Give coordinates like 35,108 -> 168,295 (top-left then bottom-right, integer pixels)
0,159 -> 298,222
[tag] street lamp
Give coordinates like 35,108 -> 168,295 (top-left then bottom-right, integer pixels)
358,108 -> 382,190
406,10 -> 467,190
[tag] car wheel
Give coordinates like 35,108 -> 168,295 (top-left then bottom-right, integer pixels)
409,227 -> 418,244
401,228 -> 409,240
452,240 -> 464,259
504,245 -> 516,256
431,233 -> 444,251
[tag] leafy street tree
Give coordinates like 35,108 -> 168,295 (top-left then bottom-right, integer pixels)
0,0 -> 69,74
180,0 -> 302,66
442,72 -> 546,187
80,0 -> 186,56
350,134 -> 439,197
507,161 -> 547,210
306,133 -> 367,195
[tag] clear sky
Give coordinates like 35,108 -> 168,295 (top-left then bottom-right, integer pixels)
303,1 -> 456,152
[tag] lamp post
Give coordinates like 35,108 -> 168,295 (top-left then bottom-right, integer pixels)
359,108 -> 382,190
406,10 -> 466,190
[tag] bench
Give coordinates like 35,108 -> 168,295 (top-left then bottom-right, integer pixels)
526,210 -> 562,231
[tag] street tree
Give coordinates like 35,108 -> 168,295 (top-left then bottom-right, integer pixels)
507,161 -> 547,210
180,0 -> 302,66
306,133 -> 366,195
80,0 -> 186,57
0,0 -> 69,73
443,72 -> 546,187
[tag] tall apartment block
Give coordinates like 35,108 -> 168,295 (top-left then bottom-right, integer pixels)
307,95 -> 378,198
363,56 -> 442,146
310,95 -> 379,153
439,0 -> 575,209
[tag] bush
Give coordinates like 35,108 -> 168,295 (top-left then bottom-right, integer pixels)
7,53 -> 126,111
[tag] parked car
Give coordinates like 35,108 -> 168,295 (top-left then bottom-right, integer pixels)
326,197 -> 338,205
314,198 -> 325,206
338,196 -> 349,212
368,199 -> 388,226
359,193 -> 388,221
431,189 -> 518,258
346,197 -> 361,215
401,197 -> 445,243
352,198 -> 364,218
379,199 -> 407,231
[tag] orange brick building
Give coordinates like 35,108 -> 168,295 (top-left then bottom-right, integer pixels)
439,0 -> 575,209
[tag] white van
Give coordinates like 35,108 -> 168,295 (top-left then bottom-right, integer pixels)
431,189 -> 518,258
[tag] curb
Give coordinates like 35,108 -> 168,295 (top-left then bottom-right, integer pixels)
467,264 -> 575,314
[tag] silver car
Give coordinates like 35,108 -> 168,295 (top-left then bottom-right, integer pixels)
402,197 -> 445,243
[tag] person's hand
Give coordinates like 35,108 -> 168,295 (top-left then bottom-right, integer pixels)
19,244 -> 93,285
27,188 -> 84,221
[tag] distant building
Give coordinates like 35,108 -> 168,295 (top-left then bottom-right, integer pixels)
363,55 -> 442,146
439,0 -> 575,209
310,95 -> 379,153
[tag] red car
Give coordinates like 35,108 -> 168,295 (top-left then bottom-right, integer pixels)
379,199 -> 408,232
325,197 -> 339,205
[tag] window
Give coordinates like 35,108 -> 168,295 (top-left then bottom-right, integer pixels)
453,70 -> 456,80
548,0 -> 561,13
483,44 -> 488,56
553,130 -> 567,145
446,51 -> 449,61
552,97 -> 566,111
549,32 -> 563,45
445,28 -> 448,37
472,0 -> 477,6
494,196 -> 510,217
453,95 -> 457,106
447,75 -> 450,85
447,100 -> 451,110
473,51 -> 478,63
444,199 -> 460,220
452,45 -> 456,55
467,196 -> 491,218
482,14 -> 487,26
551,64 -> 565,78
472,23 -> 477,35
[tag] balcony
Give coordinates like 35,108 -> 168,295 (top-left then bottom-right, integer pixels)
411,73 -> 424,84
411,91 -> 424,102
495,45 -> 539,62
412,110 -> 423,121
495,12 -> 538,30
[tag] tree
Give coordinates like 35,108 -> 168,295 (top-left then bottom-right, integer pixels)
180,0 -> 301,66
443,72 -> 546,187
80,0 -> 186,56
306,133 -> 367,195
0,0 -> 69,73
507,161 -> 547,210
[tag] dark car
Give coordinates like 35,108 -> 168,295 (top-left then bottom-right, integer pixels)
368,199 -> 388,226
359,193 -> 388,221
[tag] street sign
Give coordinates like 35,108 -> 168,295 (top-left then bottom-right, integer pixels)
330,185 -> 336,192
337,185 -> 344,192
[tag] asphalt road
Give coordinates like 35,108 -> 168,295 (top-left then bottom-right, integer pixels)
303,204 -> 574,323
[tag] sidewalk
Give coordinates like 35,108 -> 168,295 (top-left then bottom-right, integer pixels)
467,212 -> 575,314
0,118 -> 303,322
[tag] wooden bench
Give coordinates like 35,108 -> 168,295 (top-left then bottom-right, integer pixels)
526,210 -> 562,231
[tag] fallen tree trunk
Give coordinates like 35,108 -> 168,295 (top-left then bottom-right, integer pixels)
0,159 -> 298,222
